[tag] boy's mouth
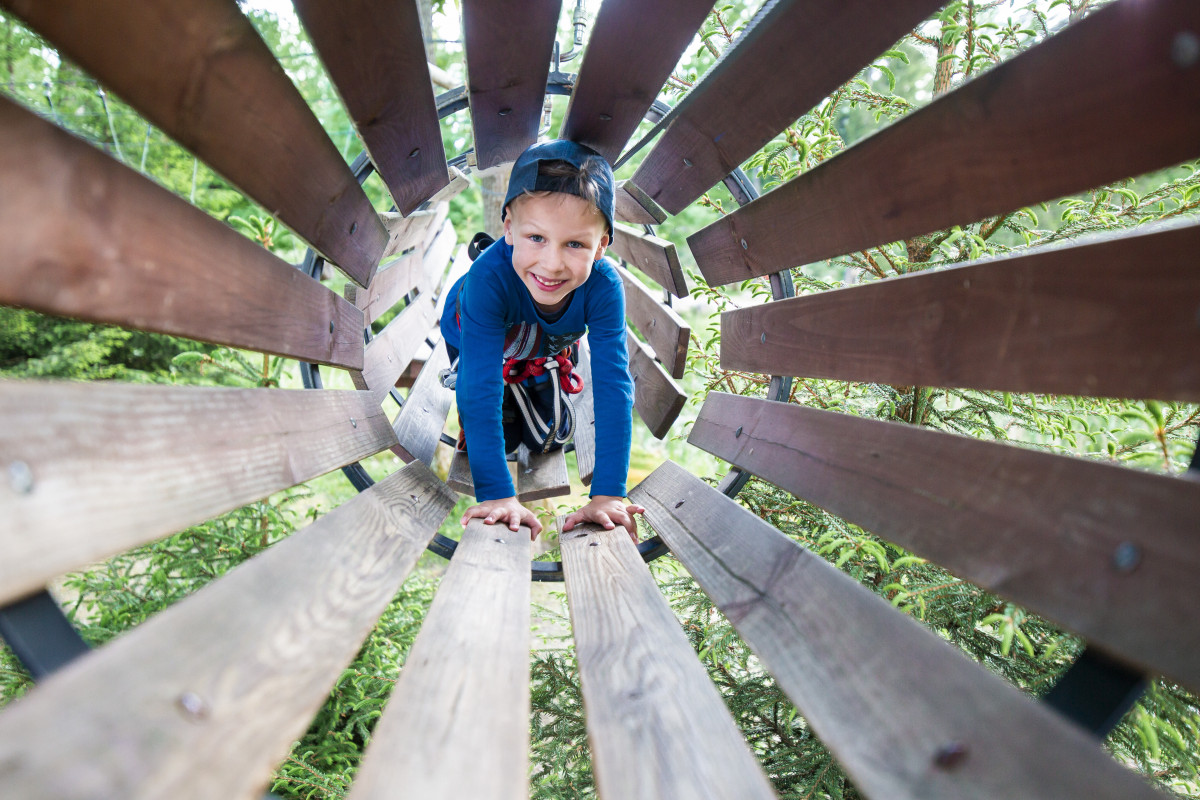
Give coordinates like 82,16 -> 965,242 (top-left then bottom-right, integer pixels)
531,274 -> 566,291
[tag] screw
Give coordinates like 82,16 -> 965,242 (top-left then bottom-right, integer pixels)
1171,31 -> 1200,68
349,221 -> 358,235
350,418 -> 357,428
589,541 -> 598,547
1113,541 -> 1141,573
177,692 -> 208,720
498,107 -> 512,116
329,321 -> 335,334
8,461 -> 34,494
735,425 -> 743,438
599,113 -> 612,121
761,332 -> 767,344
683,158 -> 693,168
494,538 -> 505,544
740,238 -> 748,249
933,742 -> 968,769
674,500 -> 684,509
408,147 -> 420,158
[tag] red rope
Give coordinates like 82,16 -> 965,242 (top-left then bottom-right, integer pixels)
502,349 -> 583,394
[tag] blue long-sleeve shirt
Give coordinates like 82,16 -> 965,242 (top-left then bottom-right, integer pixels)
440,239 -> 633,501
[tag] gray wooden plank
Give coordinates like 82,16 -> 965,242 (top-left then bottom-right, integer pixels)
561,522 -> 778,800
516,445 -> 571,502
610,224 -> 688,298
618,265 -> 690,379
391,340 -> 453,467
628,332 -> 686,440
688,391 -> 1200,692
614,180 -> 667,225
345,249 -> 424,327
447,451 -> 475,496
351,295 -> 439,399
0,96 -> 364,370
0,381 -> 397,605
573,338 -> 597,487
0,461 -> 455,800
631,461 -> 1166,800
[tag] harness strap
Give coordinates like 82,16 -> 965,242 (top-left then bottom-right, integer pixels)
502,348 -> 584,395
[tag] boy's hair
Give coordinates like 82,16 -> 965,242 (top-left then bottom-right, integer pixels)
502,140 -> 616,237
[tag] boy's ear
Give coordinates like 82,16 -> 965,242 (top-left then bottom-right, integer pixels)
593,233 -> 610,261
503,215 -> 514,245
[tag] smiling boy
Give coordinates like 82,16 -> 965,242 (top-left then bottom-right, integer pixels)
439,140 -> 642,539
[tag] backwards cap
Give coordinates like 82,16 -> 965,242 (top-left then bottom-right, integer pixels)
502,140 -> 615,238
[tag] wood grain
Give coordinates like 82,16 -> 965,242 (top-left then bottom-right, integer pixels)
345,250 -> 424,326
610,224 -> 688,298
378,209 -> 439,263
0,97 -> 364,370
421,218 -> 459,296
0,0 -> 388,286
573,338 -> 597,486
561,522 -> 777,800
0,381 -> 398,605
351,295 -> 439,398
463,0 -> 562,169
516,445 -> 571,502
722,221 -> 1200,400
347,518 -> 530,800
628,332 -> 686,440
631,461 -> 1167,800
391,341 -> 453,467
618,265 -> 690,379
614,180 -> 667,225
688,0 -> 1200,285
688,392 -> 1200,691
0,461 -> 454,800
630,0 -> 943,215
293,0 -> 449,215
446,451 -> 475,496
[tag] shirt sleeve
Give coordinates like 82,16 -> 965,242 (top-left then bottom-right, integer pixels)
585,261 -> 633,498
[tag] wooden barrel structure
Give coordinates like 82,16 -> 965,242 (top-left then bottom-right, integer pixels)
1,0 -> 1199,798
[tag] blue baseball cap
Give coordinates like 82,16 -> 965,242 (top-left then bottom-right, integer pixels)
502,140 -> 616,239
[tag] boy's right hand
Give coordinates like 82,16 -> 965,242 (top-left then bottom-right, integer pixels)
461,496 -> 544,540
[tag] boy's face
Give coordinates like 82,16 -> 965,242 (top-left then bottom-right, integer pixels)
503,192 -> 610,313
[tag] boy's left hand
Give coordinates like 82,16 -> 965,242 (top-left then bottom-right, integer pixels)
561,495 -> 645,542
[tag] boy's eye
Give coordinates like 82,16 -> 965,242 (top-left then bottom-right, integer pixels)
567,241 -> 584,249
528,234 -> 544,243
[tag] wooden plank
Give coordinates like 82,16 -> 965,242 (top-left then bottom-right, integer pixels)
378,209 -> 438,263
0,462 -> 454,800
560,0 -> 716,164
0,96 -> 364,370
351,295 -> 439,398
0,381 -> 398,606
629,0 -> 943,215
614,179 -> 667,225
618,265 -> 690,380
688,0 -> 1200,285
347,518 -> 530,799
688,392 -> 1200,691
462,0 -> 561,169
0,0 -> 388,287
721,222 -> 1200,401
631,461 -> 1166,800
391,341 -> 453,467
447,451 -> 475,496
421,219 -> 459,296
628,332 -> 686,440
516,446 -> 571,502
293,0 -> 449,215
561,523 -> 777,800
573,338 -> 597,486
610,224 -> 688,298
346,250 -> 423,326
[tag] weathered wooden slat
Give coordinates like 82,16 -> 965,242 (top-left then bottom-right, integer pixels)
378,209 -> 438,264
421,219 -> 459,296
721,222 -> 1200,401
462,0 -> 561,169
0,461 -> 454,800
610,224 -> 688,298
618,265 -> 690,380
345,250 -> 423,326
446,451 -> 475,497
0,381 -> 397,606
630,0 -> 943,215
573,338 -> 597,486
293,0 -> 448,215
628,332 -> 686,440
347,518 -> 529,799
391,341 -> 452,466
559,0 -> 716,163
561,522 -> 777,800
351,296 -> 439,398
688,0 -> 1200,285
631,461 -> 1166,800
614,180 -> 667,225
0,96 -> 364,369
516,446 -> 571,502
689,392 -> 1200,691
0,0 -> 388,286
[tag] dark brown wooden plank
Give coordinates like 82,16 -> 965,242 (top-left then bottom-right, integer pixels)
347,518 -> 529,799
632,461 -> 1167,800
351,295 -> 439,398
618,265 -> 690,380
0,0 -> 388,287
516,446 -> 570,502
559,0 -> 716,163
462,0 -> 562,169
689,0 -> 1200,285
0,380 -> 397,606
391,340 -> 452,467
0,461 -> 454,800
610,224 -> 688,298
561,522 -> 777,799
293,0 -> 449,215
614,180 -> 667,225
630,0 -> 943,215
688,392 -> 1200,691
573,338 -> 597,486
722,222 -> 1200,401
628,332 -> 686,440
0,97 -> 364,369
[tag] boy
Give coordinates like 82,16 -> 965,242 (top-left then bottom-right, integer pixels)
439,140 -> 643,540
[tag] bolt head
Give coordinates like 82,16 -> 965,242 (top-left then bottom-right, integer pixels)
933,742 -> 968,769
1171,31 -> 1200,68
408,147 -> 421,158
1113,541 -> 1141,573
8,461 -> 34,494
